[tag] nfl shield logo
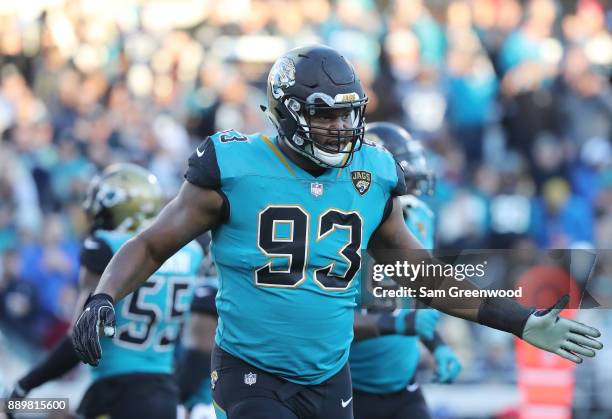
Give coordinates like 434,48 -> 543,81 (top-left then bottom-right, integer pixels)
311,182 -> 324,197
244,372 -> 257,386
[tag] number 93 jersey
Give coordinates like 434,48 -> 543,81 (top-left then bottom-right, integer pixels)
81,230 -> 204,381
185,130 -> 406,385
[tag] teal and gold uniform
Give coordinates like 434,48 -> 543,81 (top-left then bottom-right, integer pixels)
183,277 -> 218,410
81,229 -> 204,381
349,195 -> 435,394
185,130 -> 405,385
350,122 -> 461,419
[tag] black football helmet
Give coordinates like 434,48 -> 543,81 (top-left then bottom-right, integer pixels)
366,122 -> 435,196
265,45 -> 368,168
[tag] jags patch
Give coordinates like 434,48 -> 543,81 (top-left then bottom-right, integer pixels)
351,170 -> 372,195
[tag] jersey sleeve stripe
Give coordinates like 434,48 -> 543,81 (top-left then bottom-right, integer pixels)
261,135 -> 296,177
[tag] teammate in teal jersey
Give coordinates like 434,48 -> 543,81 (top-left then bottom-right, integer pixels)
175,243 -> 219,419
349,122 -> 462,419
72,45 -> 603,419
5,164 -> 203,419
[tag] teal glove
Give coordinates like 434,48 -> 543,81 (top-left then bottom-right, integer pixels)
522,295 -> 603,363
414,309 -> 440,340
433,345 -> 462,384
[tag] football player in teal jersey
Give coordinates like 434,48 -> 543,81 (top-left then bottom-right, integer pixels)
175,244 -> 218,419
72,45 -> 603,419
349,122 -> 461,419
6,164 -> 203,419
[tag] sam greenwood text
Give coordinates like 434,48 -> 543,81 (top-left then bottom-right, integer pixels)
370,261 -> 522,299
372,287 -> 523,299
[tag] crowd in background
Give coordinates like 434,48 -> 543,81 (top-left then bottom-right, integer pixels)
0,0 -> 610,416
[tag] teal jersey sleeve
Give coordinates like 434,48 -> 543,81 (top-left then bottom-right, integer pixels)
400,195 -> 435,250
90,230 -> 204,381
190,132 -> 403,385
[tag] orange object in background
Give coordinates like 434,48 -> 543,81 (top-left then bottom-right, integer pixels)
514,265 -> 581,419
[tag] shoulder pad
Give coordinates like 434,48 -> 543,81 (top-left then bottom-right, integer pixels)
80,232 -> 115,274
207,132 -> 267,179
358,144 -> 406,197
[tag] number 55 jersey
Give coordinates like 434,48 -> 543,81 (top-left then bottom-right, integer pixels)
185,130 -> 405,385
80,230 -> 204,380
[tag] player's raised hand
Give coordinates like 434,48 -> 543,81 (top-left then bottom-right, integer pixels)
521,295 -> 603,363
72,293 -> 116,366
433,345 -> 462,384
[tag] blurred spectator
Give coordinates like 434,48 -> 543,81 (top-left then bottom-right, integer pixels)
382,29 -> 447,141
472,0 -> 523,75
530,132 -> 569,191
532,177 -> 594,247
445,4 -> 498,165
487,155 -> 536,247
499,0 -> 563,158
572,137 -> 612,207
389,0 -> 446,69
185,60 -> 224,139
0,249 -> 41,344
498,0 -> 561,77
0,141 -> 42,244
556,45 -> 611,149
49,132 -> 96,206
323,0 -> 382,75
17,214 -> 79,323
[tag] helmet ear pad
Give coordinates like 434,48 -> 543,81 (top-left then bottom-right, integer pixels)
272,99 -> 298,140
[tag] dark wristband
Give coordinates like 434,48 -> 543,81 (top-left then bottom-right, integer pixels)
85,293 -> 114,307
477,297 -> 534,337
422,331 -> 445,353
376,311 -> 417,336
18,335 -> 80,392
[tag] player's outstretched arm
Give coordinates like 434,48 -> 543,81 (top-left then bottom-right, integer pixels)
72,182 -> 224,366
369,198 -> 481,320
368,198 -> 603,363
353,309 -> 439,341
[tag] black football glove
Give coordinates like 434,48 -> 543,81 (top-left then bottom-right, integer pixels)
72,293 -> 116,366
